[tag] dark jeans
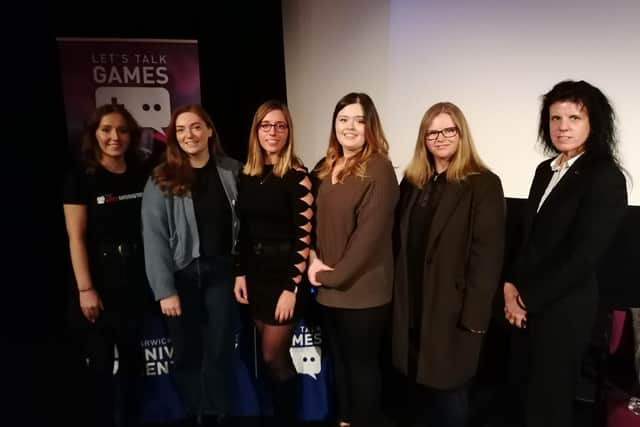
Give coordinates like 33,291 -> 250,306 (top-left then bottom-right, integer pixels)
408,380 -> 470,427
165,256 -> 235,418
322,304 -> 392,427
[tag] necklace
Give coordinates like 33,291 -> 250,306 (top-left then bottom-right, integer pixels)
259,169 -> 274,184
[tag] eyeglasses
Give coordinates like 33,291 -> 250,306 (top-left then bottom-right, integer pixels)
259,122 -> 289,133
425,126 -> 458,141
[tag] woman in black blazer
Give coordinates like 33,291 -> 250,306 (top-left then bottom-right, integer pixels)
503,80 -> 628,427
391,102 -> 505,427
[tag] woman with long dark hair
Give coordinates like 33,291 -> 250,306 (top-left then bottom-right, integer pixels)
63,104 -> 150,427
504,80 -> 628,427
308,92 -> 399,427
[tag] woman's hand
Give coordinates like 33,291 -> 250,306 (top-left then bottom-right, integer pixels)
275,289 -> 296,323
79,289 -> 103,323
504,282 -> 527,328
160,295 -> 182,317
234,275 -> 249,304
307,256 -> 334,287
309,249 -> 318,264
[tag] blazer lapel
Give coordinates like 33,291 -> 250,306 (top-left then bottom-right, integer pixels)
528,164 -> 553,216
425,181 -> 467,255
536,155 -> 586,217
520,160 -> 553,247
399,183 -> 421,254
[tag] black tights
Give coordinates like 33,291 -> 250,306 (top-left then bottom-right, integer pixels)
255,320 -> 297,381
255,320 -> 298,426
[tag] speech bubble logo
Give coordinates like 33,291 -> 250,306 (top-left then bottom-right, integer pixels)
95,86 -> 171,135
289,346 -> 321,380
113,344 -> 119,375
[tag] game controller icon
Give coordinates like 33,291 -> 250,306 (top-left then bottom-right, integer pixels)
95,86 -> 171,134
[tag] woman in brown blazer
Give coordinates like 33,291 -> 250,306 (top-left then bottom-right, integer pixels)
391,102 -> 505,427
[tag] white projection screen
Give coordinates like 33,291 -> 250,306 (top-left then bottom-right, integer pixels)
282,0 -> 639,204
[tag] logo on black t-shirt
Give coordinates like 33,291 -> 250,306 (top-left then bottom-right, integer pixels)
96,192 -> 143,205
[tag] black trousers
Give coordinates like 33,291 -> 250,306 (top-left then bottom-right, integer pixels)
66,286 -> 146,427
321,304 -> 391,427
507,294 -> 597,427
165,256 -> 235,418
405,380 -> 470,427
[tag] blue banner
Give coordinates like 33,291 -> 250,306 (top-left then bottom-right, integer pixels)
135,303 -> 333,423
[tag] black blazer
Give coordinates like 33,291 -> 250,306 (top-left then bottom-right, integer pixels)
392,171 -> 505,388
506,153 -> 627,315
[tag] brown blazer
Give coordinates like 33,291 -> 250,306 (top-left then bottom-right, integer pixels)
391,170 -> 505,389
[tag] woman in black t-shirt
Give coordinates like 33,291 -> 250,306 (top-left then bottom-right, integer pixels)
63,104 -> 151,427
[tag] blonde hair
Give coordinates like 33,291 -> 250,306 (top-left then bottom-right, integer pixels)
243,100 -> 302,177
317,92 -> 389,182
405,102 -> 487,188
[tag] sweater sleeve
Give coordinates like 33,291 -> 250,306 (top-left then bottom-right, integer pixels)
141,177 -> 177,301
284,168 -> 313,292
317,159 -> 399,288
234,174 -> 248,276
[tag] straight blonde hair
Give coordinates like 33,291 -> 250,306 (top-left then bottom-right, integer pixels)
405,102 -> 487,188
243,100 -> 302,177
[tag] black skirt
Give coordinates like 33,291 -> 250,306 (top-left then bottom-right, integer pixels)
245,240 -> 306,325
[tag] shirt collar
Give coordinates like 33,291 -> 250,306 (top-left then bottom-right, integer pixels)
550,151 -> 584,172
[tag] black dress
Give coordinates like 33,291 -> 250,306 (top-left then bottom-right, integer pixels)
237,165 -> 312,325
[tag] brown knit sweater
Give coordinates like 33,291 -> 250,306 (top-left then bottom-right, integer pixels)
315,154 -> 399,308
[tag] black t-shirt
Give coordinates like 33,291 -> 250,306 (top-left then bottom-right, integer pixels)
192,158 -> 233,257
62,164 -> 147,255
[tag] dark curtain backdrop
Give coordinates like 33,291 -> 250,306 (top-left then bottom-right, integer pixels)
9,3 -> 287,426
11,4 -> 639,425
52,2 -> 287,162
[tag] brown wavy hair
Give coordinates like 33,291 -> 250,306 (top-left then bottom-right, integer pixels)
316,92 -> 389,182
80,104 -> 141,174
151,104 -> 224,196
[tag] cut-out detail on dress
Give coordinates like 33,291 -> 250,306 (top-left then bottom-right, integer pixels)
289,170 -> 313,289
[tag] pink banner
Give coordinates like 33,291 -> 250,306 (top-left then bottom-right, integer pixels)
57,37 -> 201,155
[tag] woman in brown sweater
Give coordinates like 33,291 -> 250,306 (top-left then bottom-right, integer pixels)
308,92 -> 399,427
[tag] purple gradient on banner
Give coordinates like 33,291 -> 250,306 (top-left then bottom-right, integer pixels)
57,38 -> 200,147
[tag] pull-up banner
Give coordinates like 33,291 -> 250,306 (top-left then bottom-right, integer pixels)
56,37 -> 332,424
56,37 -> 201,156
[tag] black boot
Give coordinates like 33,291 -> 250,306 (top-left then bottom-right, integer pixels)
179,415 -> 199,427
202,413 -> 231,426
272,377 -> 298,427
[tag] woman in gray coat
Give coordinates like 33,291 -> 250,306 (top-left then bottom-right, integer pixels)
141,104 -> 240,427
391,102 -> 505,427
